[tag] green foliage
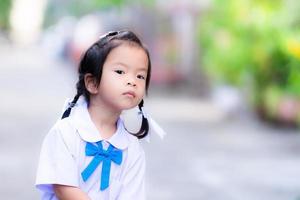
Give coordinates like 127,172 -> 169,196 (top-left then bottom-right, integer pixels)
0,0 -> 11,29
199,0 -> 300,99
199,0 -> 300,125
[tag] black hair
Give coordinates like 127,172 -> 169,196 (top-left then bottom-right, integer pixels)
61,30 -> 151,139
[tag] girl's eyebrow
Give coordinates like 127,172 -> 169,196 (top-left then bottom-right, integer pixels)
114,62 -> 147,72
137,67 -> 148,72
113,62 -> 128,68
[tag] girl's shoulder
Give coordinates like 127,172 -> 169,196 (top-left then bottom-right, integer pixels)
50,116 -> 77,136
125,132 -> 140,146
123,131 -> 145,157
45,116 -> 79,150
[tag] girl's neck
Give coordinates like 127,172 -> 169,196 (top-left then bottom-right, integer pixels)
87,100 -> 121,140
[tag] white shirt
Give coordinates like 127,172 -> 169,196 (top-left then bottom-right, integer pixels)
35,97 -> 146,200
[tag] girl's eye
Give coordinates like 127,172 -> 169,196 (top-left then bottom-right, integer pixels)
114,70 -> 125,74
137,74 -> 146,80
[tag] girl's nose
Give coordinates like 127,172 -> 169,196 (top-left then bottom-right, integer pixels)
127,82 -> 136,87
126,75 -> 137,87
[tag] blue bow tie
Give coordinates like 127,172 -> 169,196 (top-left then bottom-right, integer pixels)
81,141 -> 123,190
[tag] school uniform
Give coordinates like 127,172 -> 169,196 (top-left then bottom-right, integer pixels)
35,97 -> 146,200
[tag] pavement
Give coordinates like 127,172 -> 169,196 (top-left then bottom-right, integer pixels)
1,44 -> 300,200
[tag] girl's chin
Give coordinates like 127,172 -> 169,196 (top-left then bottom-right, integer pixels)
119,102 -> 139,111
121,104 -> 138,111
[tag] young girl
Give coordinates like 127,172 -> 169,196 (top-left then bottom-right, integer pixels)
35,30 -> 164,200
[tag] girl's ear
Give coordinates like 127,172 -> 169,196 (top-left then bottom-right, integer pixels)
84,73 -> 98,94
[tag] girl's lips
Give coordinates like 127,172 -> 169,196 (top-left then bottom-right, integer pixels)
123,91 -> 136,98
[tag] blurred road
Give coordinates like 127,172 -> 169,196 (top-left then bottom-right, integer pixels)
1,44 -> 300,200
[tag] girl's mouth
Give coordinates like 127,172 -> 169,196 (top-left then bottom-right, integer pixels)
123,91 -> 136,98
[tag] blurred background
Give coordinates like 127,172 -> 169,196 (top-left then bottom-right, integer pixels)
1,0 -> 300,199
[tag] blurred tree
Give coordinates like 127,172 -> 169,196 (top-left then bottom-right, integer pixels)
0,0 -> 11,29
199,0 -> 300,126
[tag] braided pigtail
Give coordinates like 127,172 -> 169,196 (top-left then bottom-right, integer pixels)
130,99 -> 149,139
61,93 -> 81,119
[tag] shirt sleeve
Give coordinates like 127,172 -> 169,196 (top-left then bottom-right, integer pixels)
35,125 -> 79,194
118,147 -> 146,200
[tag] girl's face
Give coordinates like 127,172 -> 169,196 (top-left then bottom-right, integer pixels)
92,43 -> 148,111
